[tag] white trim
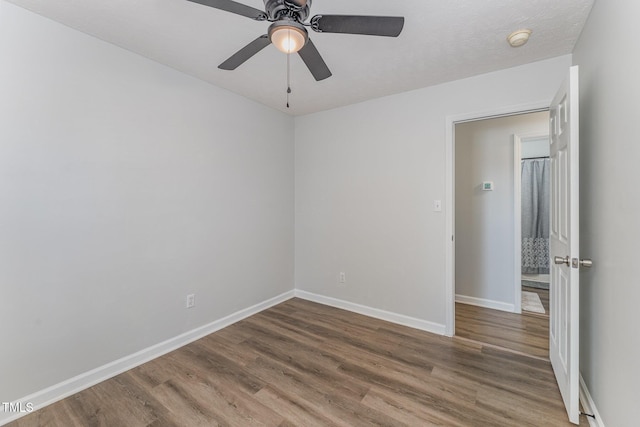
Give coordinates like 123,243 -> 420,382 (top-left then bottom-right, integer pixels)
455,294 -> 516,313
444,115 -> 455,336
445,100 -> 551,337
3,288 -> 594,426
513,134 -> 523,314
295,290 -> 446,335
579,374 -> 605,427
0,290 -> 295,427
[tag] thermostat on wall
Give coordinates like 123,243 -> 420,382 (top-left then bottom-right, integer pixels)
482,181 -> 494,191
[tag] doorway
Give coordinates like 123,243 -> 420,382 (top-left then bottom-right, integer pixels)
518,134 -> 551,319
451,110 -> 551,358
444,68 -> 581,423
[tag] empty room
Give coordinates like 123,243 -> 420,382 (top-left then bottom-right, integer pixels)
1,0 -> 638,426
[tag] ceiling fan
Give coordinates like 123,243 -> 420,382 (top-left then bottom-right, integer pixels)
186,0 -> 405,81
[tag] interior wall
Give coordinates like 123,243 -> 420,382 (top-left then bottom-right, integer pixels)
455,112 -> 549,307
295,55 -> 571,325
572,0 -> 640,425
521,137 -> 550,159
0,1 -> 294,402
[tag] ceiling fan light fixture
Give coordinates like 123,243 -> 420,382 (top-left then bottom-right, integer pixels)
507,29 -> 532,47
269,22 -> 308,53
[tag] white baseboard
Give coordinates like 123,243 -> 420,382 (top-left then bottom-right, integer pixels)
294,290 -> 446,335
580,374 -> 606,427
6,289 -> 596,427
0,290 -> 295,426
455,294 -> 515,313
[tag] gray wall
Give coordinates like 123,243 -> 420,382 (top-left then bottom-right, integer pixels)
0,1 -> 294,402
572,0 -> 640,425
8,0 -> 627,421
455,113 -> 548,308
295,56 -> 570,326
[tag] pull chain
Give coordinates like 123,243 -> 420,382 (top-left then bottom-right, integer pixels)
286,50 -> 291,108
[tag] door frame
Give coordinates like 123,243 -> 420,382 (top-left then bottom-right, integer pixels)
444,101 -> 550,336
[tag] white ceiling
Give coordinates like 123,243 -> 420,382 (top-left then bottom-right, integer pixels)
7,0 -> 594,116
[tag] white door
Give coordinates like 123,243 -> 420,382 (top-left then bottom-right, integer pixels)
549,66 -> 580,424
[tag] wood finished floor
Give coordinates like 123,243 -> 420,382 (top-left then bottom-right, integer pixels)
10,298 -> 587,426
455,287 -> 550,359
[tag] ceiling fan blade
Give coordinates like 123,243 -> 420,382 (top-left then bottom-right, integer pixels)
298,38 -> 332,81
310,15 -> 404,37
186,0 -> 267,20
219,35 -> 271,70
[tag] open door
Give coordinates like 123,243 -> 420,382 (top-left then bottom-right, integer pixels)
549,65 -> 580,424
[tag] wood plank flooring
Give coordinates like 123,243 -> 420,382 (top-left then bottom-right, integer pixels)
9,298 -> 587,426
455,287 -> 550,359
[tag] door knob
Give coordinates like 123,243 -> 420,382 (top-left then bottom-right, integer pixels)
580,259 -> 593,268
554,255 -> 570,266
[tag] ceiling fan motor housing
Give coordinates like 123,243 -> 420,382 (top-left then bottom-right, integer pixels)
264,0 -> 311,21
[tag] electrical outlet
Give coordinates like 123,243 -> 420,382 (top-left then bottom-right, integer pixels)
186,294 -> 195,309
339,272 -> 346,284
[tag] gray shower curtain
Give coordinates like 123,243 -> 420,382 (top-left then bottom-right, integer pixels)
521,158 -> 550,274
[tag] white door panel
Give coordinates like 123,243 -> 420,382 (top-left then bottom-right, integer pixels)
549,66 -> 580,425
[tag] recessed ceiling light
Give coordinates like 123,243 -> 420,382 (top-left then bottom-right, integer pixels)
507,29 -> 532,47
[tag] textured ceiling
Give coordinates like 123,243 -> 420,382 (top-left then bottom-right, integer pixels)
6,0 -> 594,116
